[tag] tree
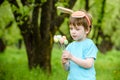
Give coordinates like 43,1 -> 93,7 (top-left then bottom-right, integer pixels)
91,0 -> 120,53
6,0 -> 77,73
0,1 -> 18,52
1,0 -> 120,73
91,0 -> 112,53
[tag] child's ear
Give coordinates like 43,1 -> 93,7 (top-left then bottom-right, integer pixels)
86,28 -> 90,34
86,30 -> 89,34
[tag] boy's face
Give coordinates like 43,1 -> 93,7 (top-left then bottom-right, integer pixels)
69,24 -> 89,41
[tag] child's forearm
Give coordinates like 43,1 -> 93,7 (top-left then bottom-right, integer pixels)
70,56 -> 94,68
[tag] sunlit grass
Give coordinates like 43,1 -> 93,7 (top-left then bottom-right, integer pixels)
95,50 -> 120,80
0,46 -> 120,80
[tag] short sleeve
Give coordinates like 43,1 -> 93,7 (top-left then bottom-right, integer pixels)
66,45 -> 70,51
84,43 -> 98,60
65,42 -> 73,52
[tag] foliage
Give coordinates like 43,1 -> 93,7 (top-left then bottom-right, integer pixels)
0,47 -> 120,80
90,0 -> 120,48
102,0 -> 120,48
0,1 -> 22,45
0,1 -> 13,37
0,1 -> 120,47
72,0 -> 85,10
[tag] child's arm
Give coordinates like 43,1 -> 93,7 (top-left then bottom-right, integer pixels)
70,56 -> 94,68
63,50 -> 94,68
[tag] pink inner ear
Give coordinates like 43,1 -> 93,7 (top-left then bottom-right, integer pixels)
71,11 -> 85,18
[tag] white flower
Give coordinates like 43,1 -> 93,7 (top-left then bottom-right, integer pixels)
53,35 -> 68,50
54,35 -> 59,43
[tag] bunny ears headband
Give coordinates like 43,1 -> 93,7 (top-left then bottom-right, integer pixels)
57,7 -> 91,27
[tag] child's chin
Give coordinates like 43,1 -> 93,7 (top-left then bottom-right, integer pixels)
73,38 -> 78,41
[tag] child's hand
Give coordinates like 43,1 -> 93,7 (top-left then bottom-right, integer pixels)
62,50 -> 72,60
61,57 -> 68,64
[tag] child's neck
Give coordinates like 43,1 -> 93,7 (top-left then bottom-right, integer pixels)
76,37 -> 87,42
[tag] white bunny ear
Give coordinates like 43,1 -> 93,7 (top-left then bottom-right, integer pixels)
57,6 -> 74,14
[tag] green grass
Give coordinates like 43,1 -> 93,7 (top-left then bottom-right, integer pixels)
95,50 -> 120,80
0,46 -> 120,80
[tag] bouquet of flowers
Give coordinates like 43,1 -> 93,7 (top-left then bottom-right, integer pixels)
54,35 -> 68,50
54,35 -> 70,71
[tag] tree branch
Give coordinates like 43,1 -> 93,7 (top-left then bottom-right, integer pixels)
8,0 -> 19,8
50,0 -> 77,35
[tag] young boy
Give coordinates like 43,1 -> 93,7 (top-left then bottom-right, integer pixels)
61,10 -> 98,80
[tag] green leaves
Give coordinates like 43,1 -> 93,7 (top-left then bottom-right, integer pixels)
0,1 -> 21,45
0,1 -> 14,37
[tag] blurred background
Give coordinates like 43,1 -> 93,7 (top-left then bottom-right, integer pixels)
0,0 -> 120,80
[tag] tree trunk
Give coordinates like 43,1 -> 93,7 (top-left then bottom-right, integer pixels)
91,0 -> 113,53
39,0 -> 53,72
8,0 -> 77,73
22,32 -> 53,72
85,0 -> 89,11
0,38 -> 6,53
18,0 -> 53,73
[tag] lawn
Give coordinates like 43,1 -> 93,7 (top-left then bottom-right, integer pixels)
0,46 -> 120,80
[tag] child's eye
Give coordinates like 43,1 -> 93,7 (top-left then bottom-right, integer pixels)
70,28 -> 73,30
76,28 -> 80,30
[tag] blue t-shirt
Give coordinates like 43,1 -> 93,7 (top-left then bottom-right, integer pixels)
66,38 -> 98,80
